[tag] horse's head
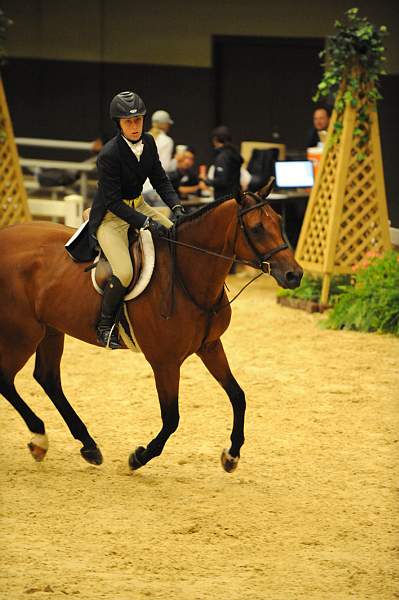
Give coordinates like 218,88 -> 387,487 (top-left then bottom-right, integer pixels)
235,178 -> 303,289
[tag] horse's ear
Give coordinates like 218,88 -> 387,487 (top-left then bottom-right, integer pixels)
257,176 -> 275,199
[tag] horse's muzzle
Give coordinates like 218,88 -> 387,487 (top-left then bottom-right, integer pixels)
284,269 -> 303,289
272,267 -> 303,289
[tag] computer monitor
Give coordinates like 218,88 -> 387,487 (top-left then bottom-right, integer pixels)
275,161 -> 314,189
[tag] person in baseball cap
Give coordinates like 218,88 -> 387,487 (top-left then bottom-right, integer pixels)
149,109 -> 175,172
152,110 -> 174,126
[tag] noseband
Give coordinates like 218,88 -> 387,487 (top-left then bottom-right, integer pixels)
236,195 -> 289,274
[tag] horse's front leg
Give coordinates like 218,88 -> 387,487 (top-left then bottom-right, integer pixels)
197,339 -> 246,473
129,362 -> 180,470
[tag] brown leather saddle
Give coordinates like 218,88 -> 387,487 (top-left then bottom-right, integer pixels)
80,208 -> 144,293
93,229 -> 143,293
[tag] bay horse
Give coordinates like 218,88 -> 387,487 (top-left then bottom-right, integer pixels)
0,183 -> 302,473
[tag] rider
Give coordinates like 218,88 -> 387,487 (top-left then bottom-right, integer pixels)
88,91 -> 185,350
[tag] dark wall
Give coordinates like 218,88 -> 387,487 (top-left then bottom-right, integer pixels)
1,58 -> 214,164
2,57 -> 398,226
214,36 -> 324,154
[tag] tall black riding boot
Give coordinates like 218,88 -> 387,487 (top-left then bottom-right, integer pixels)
96,275 -> 126,349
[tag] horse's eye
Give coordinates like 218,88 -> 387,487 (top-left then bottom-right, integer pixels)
250,223 -> 263,235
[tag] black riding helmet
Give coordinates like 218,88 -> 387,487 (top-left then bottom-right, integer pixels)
109,91 -> 147,124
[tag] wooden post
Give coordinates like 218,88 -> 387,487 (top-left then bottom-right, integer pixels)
0,77 -> 31,228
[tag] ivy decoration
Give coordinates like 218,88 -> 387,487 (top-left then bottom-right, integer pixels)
0,9 -> 13,142
0,8 -> 13,66
313,8 -> 388,161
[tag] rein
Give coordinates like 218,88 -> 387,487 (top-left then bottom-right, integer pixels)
162,194 -> 289,317
162,237 -> 251,266
164,197 -> 287,274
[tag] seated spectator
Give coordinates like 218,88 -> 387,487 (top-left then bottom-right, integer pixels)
168,148 -> 204,199
306,104 -> 332,148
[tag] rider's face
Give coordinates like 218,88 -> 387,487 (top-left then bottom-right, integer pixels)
119,116 -> 144,141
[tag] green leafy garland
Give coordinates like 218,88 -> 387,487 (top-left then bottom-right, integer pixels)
0,8 -> 12,141
314,8 -> 388,161
0,8 -> 13,65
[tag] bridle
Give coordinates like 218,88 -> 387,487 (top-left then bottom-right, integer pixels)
161,192 -> 289,318
165,193 -> 289,275
237,195 -> 289,274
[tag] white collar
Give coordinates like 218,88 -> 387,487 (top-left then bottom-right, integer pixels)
122,135 -> 144,160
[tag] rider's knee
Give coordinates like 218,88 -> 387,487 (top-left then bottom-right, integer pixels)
117,266 -> 133,288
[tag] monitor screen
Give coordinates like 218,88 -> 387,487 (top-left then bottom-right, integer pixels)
275,161 -> 314,189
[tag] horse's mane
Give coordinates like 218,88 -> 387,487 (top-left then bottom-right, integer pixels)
176,194 -> 236,228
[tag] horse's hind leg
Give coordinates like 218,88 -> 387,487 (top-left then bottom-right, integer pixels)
0,371 -> 48,461
33,327 -> 103,466
197,339 -> 246,473
129,363 -> 180,470
0,322 -> 48,461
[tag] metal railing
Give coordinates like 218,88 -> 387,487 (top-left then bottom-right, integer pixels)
16,137 -> 93,150
28,194 -> 84,227
16,137 -> 97,204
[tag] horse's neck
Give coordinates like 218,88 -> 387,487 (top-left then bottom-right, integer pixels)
176,199 -> 237,306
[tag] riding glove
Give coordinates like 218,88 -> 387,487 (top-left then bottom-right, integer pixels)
144,218 -> 169,239
172,204 -> 186,220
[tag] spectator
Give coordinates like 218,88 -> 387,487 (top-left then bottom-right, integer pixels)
143,109 -> 175,205
168,148 -> 204,199
306,105 -> 332,148
203,126 -> 243,200
148,109 -> 175,171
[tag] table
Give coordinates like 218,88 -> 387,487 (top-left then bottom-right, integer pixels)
182,195 -> 213,209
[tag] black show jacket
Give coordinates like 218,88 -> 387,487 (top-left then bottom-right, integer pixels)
88,132 -> 179,245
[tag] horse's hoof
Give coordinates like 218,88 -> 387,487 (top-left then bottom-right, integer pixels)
27,442 -> 48,462
221,448 -> 239,473
28,432 -> 49,462
128,446 -> 146,471
80,445 -> 103,465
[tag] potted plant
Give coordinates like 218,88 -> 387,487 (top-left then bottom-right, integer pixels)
323,251 -> 399,335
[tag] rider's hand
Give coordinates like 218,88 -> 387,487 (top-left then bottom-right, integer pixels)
172,204 -> 186,220
144,218 -> 169,239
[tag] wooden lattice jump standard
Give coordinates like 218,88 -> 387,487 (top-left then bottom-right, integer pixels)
0,77 -> 31,228
295,98 -> 391,305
